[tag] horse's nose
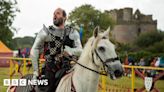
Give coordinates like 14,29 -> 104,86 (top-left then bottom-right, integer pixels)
114,70 -> 123,78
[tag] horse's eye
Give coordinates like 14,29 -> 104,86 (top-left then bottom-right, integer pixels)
98,46 -> 105,52
102,36 -> 106,39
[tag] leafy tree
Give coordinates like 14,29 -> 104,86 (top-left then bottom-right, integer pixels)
116,43 -> 132,52
132,30 -> 164,55
0,0 -> 19,49
135,31 -> 164,48
68,4 -> 114,44
12,36 -> 35,50
147,39 -> 164,53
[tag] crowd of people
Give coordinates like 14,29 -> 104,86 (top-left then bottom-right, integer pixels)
124,55 -> 164,77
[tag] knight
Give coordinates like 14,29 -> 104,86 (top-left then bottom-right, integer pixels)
30,8 -> 82,92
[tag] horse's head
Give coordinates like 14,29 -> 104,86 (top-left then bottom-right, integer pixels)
91,26 -> 123,80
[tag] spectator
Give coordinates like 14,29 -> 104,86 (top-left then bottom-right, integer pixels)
128,56 -> 135,65
138,57 -> 146,74
159,56 -> 164,67
138,57 -> 146,66
148,57 -> 158,77
155,56 -> 164,67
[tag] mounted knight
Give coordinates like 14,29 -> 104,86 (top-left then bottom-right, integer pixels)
30,8 -> 82,92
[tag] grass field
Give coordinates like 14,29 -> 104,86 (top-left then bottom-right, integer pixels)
99,76 -> 164,92
0,67 -> 33,92
0,67 -> 164,92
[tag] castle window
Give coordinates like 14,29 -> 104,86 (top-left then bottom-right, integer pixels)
135,14 -> 138,19
137,28 -> 141,36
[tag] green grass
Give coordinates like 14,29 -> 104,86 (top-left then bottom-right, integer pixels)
98,75 -> 164,92
0,67 -> 164,92
0,67 -> 10,92
0,67 -> 33,92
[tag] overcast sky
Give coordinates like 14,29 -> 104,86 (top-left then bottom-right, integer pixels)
12,0 -> 164,37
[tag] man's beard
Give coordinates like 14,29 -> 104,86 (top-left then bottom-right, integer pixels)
53,18 -> 64,26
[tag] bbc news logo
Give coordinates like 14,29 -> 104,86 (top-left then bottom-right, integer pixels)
3,79 -> 48,86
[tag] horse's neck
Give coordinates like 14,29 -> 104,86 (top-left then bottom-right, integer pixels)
73,54 -> 100,92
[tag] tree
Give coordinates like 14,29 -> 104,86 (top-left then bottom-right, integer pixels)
133,30 -> 164,54
135,31 -> 164,48
147,39 -> 164,53
0,0 -> 19,49
68,4 -> 114,44
12,36 -> 35,50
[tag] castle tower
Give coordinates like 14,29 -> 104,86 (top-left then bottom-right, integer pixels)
107,8 -> 157,44
123,8 -> 132,21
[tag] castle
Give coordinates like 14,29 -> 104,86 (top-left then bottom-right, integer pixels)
106,8 -> 157,43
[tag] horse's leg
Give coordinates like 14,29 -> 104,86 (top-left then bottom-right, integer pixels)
14,74 -> 36,92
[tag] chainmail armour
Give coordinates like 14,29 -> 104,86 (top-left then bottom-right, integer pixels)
30,25 -> 82,72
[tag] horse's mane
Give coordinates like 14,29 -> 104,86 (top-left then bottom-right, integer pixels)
80,37 -> 94,57
81,32 -> 107,56
79,32 -> 108,61
78,33 -> 103,63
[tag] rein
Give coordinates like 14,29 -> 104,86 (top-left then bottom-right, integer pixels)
65,50 -> 119,76
74,59 -> 107,76
64,55 -> 107,76
64,39 -> 120,76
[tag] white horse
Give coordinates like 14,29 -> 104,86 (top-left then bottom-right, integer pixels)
56,26 -> 123,92
7,26 -> 123,92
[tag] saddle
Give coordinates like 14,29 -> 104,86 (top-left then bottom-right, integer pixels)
37,54 -> 77,91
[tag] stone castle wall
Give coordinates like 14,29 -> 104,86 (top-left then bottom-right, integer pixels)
107,8 -> 157,44
112,25 -> 138,43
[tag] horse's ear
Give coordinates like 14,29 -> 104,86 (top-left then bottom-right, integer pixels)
93,26 -> 99,38
103,26 -> 110,38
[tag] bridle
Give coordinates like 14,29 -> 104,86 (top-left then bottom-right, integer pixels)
91,49 -> 119,76
69,45 -> 120,76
